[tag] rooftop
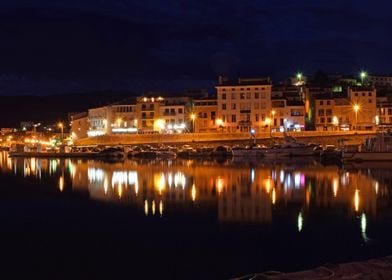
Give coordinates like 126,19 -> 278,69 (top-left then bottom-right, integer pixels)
217,76 -> 272,86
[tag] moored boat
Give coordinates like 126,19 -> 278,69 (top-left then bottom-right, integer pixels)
263,135 -> 318,157
342,133 -> 392,161
231,144 -> 266,157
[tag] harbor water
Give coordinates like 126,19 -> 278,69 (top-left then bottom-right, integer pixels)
0,152 -> 392,279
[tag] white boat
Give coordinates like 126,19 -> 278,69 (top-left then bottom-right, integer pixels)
342,133 -> 392,161
231,145 -> 266,157
263,135 -> 317,157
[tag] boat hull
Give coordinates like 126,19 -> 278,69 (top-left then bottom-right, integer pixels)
343,152 -> 392,161
263,146 -> 316,157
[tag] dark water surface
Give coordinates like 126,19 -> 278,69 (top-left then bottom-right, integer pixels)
0,152 -> 392,279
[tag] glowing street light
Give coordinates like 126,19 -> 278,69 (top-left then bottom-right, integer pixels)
216,118 -> 223,132
360,71 -> 367,85
332,116 -> 339,130
58,122 -> 64,139
353,104 -> 360,131
190,113 -> 196,133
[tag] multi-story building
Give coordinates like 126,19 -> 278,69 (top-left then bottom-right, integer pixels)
369,75 -> 392,88
270,99 -> 305,132
87,102 -> 137,137
216,76 -> 272,133
70,112 -> 89,140
348,86 -> 377,130
376,94 -> 392,126
193,97 -> 218,133
136,96 -> 190,134
314,87 -> 377,131
87,106 -> 110,137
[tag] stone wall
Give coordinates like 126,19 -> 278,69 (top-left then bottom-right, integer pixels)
75,131 -> 375,147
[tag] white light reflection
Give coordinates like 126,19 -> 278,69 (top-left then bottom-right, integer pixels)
159,200 -> 163,216
354,189 -> 359,212
297,212 -> 303,232
144,200 -> 148,216
152,200 -> 156,215
361,213 -> 369,242
333,178 -> 338,197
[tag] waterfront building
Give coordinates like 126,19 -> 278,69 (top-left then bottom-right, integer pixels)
87,106 -> 111,137
376,93 -> 392,126
70,112 -> 88,140
193,96 -> 218,133
110,103 -> 137,134
216,76 -> 272,133
270,99 -> 306,132
135,96 -> 189,134
314,87 -> 377,131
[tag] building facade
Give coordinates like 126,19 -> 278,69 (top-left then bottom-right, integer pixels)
314,87 -> 377,131
193,97 -> 218,133
216,77 -> 272,133
70,112 -> 89,140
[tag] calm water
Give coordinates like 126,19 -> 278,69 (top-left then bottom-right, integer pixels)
1,152 -> 392,279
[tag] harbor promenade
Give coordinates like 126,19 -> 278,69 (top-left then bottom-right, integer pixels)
75,131 -> 375,147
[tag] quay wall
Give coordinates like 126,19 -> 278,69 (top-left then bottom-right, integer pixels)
74,131 -> 375,147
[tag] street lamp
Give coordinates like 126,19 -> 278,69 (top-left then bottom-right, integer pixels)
332,116 -> 339,131
216,118 -> 223,132
353,104 -> 360,131
360,71 -> 367,86
33,122 -> 41,135
58,122 -> 64,139
190,113 -> 196,133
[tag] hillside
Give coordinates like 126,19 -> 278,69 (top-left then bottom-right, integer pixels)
0,91 -> 134,127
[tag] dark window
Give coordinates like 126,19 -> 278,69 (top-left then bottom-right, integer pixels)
178,108 -> 183,114
320,101 -> 324,105
231,115 -> 236,122
368,92 -> 372,96
222,104 -> 226,110
222,93 -> 226,100
255,92 -> 259,99
326,101 -> 330,105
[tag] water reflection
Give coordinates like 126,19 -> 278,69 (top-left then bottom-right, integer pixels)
2,152 -> 391,232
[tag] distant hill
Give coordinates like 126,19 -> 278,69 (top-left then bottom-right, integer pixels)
0,91 -> 134,127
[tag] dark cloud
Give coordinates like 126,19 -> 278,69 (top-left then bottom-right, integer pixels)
0,0 -> 392,95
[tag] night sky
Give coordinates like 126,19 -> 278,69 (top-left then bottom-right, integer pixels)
1,0 -> 392,95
